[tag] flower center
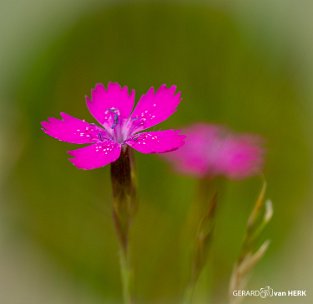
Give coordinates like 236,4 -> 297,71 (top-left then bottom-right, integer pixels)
102,107 -> 130,144
103,107 -> 120,129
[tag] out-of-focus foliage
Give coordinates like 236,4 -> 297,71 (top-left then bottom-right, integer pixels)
5,2 -> 312,303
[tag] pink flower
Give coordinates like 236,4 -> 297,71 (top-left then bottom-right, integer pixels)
163,123 -> 264,179
41,83 -> 185,170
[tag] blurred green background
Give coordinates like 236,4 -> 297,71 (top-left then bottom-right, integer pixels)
1,1 -> 313,303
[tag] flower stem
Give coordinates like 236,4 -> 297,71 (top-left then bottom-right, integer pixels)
182,282 -> 195,304
111,146 -> 137,304
119,249 -> 132,304
182,177 -> 217,304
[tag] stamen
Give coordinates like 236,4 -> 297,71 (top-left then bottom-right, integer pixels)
98,132 -> 106,142
111,112 -> 119,129
104,107 -> 121,129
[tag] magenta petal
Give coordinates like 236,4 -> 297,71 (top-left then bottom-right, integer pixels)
162,123 -> 264,179
130,84 -> 181,132
162,124 -> 220,176
218,136 -> 264,179
68,140 -> 121,170
86,82 -> 135,125
127,130 -> 185,154
41,112 -> 105,144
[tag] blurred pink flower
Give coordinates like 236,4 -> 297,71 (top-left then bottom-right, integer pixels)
163,124 -> 264,179
41,82 -> 185,170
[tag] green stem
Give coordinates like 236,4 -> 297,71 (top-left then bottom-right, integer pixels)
182,282 -> 196,304
119,249 -> 132,304
182,178 -> 217,304
111,146 -> 137,304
